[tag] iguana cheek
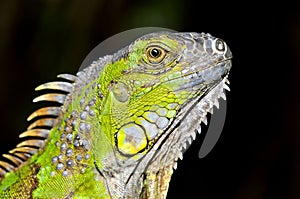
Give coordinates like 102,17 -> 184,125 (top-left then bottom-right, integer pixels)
116,123 -> 148,156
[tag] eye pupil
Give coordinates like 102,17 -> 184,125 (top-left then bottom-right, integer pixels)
150,48 -> 161,58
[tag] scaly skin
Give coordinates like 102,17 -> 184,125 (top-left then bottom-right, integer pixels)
0,32 -> 232,198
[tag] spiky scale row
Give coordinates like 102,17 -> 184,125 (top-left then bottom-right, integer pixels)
27,107 -> 61,121
2,154 -> 23,166
57,73 -> 78,82
170,76 -> 230,172
35,81 -> 73,93
27,118 -> 56,130
9,147 -> 38,155
0,161 -> 14,171
13,152 -> 30,161
16,139 -> 45,148
19,129 -> 50,138
33,93 -> 66,104
0,77 -> 76,178
0,167 -> 6,177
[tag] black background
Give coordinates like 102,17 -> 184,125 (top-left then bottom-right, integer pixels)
0,1 -> 299,198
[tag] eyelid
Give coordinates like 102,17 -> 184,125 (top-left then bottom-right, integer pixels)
145,42 -> 170,52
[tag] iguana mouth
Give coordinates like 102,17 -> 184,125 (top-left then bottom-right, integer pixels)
165,59 -> 231,93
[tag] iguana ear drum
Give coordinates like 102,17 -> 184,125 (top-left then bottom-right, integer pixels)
116,123 -> 148,156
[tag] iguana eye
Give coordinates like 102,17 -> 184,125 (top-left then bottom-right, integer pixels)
146,46 -> 166,64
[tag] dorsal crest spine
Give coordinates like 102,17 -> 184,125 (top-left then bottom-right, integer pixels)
0,74 -> 77,180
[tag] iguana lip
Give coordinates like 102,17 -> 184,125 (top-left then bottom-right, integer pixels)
140,56 -> 232,89
166,59 -> 231,92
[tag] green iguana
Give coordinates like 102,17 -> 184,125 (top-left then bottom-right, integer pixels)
0,31 -> 232,198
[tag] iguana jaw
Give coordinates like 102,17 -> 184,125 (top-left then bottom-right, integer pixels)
138,75 -> 231,198
117,68 -> 231,198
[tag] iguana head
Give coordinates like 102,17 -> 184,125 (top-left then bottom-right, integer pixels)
92,32 -> 232,198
